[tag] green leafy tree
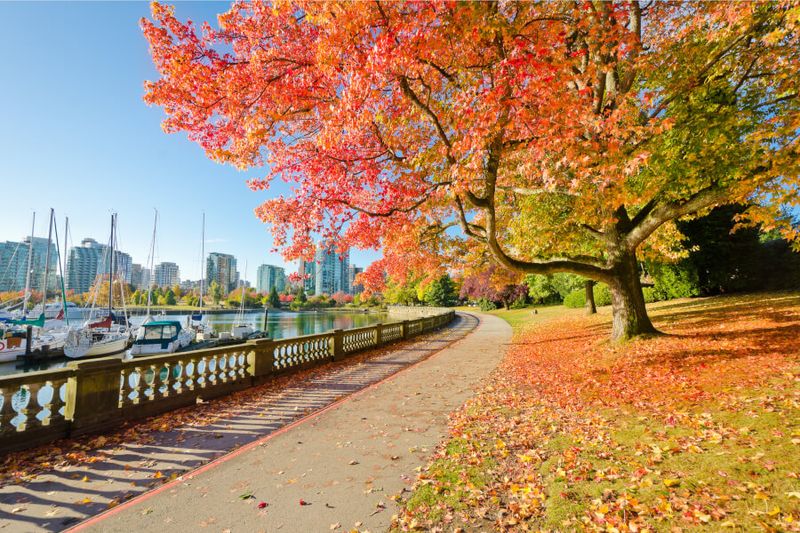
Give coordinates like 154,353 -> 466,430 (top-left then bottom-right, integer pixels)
164,289 -> 176,306
296,286 -> 307,303
209,280 -> 222,306
384,278 -> 421,305
268,286 -> 281,308
423,275 -> 457,307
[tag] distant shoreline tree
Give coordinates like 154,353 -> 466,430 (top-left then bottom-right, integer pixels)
268,286 -> 281,308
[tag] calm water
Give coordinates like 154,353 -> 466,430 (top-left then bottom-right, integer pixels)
0,309 -> 387,377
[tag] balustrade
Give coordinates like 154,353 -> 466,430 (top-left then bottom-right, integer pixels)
272,333 -> 333,371
0,369 -> 73,451
0,309 -> 455,453
342,326 -> 378,354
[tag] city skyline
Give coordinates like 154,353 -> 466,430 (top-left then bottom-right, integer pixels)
0,2 -> 381,282
0,229 -> 366,297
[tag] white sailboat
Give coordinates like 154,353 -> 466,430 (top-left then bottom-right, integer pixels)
64,213 -> 131,359
128,211 -> 194,356
1,210 -> 69,361
191,212 -> 214,340
231,261 -> 254,340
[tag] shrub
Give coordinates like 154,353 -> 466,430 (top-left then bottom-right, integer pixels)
563,283 -> 611,308
563,289 -> 585,308
642,287 -> 661,303
477,298 -> 496,311
510,297 -> 528,309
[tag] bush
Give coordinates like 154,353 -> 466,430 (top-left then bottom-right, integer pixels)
649,262 -> 700,300
510,297 -> 528,309
477,298 -> 496,311
563,289 -> 585,308
642,287 -> 661,303
563,283 -> 611,308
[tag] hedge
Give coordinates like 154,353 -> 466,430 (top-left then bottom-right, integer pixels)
563,284 -> 663,308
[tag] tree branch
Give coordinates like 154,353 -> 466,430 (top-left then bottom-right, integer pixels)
497,185 -> 578,197
625,186 -> 730,249
398,76 -> 455,165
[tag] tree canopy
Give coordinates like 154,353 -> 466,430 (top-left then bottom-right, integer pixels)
143,1 -> 800,339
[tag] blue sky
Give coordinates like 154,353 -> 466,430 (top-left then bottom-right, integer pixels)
0,1 -> 381,283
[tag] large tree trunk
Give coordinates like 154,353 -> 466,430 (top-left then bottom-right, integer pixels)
584,280 -> 596,315
608,252 -> 659,341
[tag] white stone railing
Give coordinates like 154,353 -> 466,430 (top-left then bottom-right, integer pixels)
0,310 -> 456,453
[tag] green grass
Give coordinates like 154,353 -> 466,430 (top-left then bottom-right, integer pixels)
484,304 -> 577,331
403,435 -> 497,523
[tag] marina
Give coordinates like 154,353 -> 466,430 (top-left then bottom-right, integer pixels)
0,308 -> 386,376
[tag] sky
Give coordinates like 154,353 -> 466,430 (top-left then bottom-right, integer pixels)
0,1 -> 381,283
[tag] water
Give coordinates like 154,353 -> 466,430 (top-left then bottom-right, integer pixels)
0,309 -> 387,377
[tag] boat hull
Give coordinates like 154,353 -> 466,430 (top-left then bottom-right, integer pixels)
64,333 -> 130,359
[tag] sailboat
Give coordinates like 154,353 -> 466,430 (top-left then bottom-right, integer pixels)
2,210 -> 68,361
189,212 -> 214,340
230,261 -> 254,340
64,214 -> 131,359
128,211 -> 194,356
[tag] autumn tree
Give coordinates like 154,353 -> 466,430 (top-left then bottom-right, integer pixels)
209,280 -> 222,306
143,2 -> 800,340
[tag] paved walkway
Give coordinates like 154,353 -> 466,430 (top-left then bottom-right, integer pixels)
0,312 -> 511,532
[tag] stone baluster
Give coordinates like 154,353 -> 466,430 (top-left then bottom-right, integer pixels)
186,358 -> 197,391
11,387 -> 30,432
0,388 -> 16,435
25,383 -> 43,431
159,363 -> 171,398
131,367 -> 144,404
172,361 -> 184,395
197,357 -> 208,388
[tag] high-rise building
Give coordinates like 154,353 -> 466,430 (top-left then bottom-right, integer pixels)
256,264 -> 286,293
131,264 -> 145,289
154,262 -> 180,288
206,252 -> 238,294
297,259 -> 316,293
0,239 -> 30,293
314,244 -> 349,295
348,265 -> 364,294
0,237 -> 58,293
65,238 -> 132,294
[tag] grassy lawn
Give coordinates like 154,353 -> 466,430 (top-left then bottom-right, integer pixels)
457,303 -> 576,330
395,293 -> 800,531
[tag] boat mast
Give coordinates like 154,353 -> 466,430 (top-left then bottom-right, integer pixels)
145,209 -> 157,317
22,212 -> 35,314
107,213 -> 115,330
57,215 -> 70,325
200,212 -> 205,313
40,208 -> 55,318
63,216 -> 69,279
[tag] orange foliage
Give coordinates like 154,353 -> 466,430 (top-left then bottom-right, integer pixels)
397,294 -> 800,531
